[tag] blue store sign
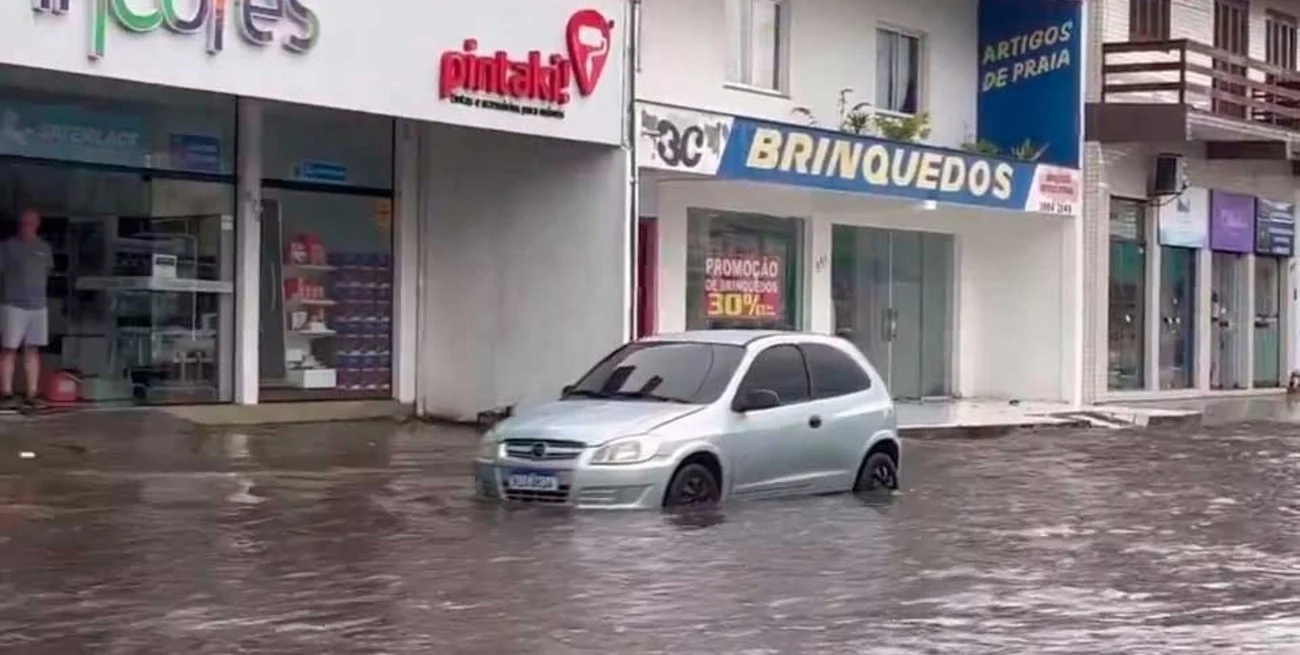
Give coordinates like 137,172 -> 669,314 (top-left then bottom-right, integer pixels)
710,118 -> 1079,215
168,133 -> 224,173
294,160 -> 349,184
1256,198 -> 1295,257
0,101 -> 147,167
976,0 -> 1083,168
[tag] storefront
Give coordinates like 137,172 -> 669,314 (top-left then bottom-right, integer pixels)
636,102 -> 1084,402
1093,145 -> 1298,401
1,0 -> 630,418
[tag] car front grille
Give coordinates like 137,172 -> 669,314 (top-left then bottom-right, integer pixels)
502,439 -> 585,461
504,484 -> 572,504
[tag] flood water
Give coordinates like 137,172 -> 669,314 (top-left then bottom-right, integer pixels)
0,413 -> 1297,653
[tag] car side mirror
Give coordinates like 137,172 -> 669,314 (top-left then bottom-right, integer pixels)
561,384 -> 575,397
733,389 -> 780,413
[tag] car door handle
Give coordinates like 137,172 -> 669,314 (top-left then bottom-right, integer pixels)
808,415 -> 822,429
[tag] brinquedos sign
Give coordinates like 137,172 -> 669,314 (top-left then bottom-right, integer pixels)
438,9 -> 614,120
31,0 -> 320,59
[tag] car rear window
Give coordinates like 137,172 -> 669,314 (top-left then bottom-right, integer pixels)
737,344 -> 811,405
801,342 -> 871,399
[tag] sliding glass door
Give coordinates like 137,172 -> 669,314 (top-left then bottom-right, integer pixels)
832,226 -> 953,399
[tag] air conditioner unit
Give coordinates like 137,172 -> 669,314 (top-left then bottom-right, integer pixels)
1151,153 -> 1185,196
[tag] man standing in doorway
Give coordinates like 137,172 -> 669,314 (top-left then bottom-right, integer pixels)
0,208 -> 53,409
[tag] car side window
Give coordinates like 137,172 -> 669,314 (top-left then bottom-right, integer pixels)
737,344 -> 810,405
801,342 -> 872,399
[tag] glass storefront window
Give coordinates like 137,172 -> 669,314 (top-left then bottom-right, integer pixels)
1159,246 -> 1196,389
0,70 -> 236,406
258,105 -> 394,401
1254,257 -> 1284,387
0,68 -> 235,175
0,163 -> 235,405
1108,197 -> 1147,390
686,209 -> 804,331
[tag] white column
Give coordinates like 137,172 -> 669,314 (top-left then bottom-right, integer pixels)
392,119 -> 419,405
1195,247 -> 1212,390
1144,212 -> 1162,391
1064,192 -> 1086,406
655,181 -> 688,333
1244,253 -> 1257,388
234,98 -> 263,405
1285,257 -> 1297,381
623,150 -> 637,342
1086,167 -> 1110,403
807,217 -> 833,334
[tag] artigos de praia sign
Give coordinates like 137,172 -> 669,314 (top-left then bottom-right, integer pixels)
439,9 -> 614,120
31,0 -> 320,58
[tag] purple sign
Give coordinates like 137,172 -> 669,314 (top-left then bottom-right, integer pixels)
1209,190 -> 1256,253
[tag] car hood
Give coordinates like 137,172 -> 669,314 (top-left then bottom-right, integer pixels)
494,400 -> 704,446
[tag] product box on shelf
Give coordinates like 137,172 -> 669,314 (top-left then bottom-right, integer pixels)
306,236 -> 327,265
286,235 -> 309,265
288,368 -> 337,389
284,277 -> 303,299
285,277 -> 327,301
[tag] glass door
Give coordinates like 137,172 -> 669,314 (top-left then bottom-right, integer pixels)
1211,252 -> 1245,389
832,226 -> 953,399
1159,246 -> 1197,389
1254,256 -> 1284,387
832,226 -> 890,376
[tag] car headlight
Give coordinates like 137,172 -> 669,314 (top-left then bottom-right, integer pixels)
590,436 -> 656,465
476,431 -> 500,461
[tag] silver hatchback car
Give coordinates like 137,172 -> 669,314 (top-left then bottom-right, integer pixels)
474,330 -> 901,509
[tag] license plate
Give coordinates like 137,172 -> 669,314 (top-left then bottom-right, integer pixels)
506,470 -> 560,492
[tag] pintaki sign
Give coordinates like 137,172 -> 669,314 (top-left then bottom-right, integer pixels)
438,9 -> 615,120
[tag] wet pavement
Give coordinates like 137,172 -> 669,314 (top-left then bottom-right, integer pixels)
0,412 -> 1298,653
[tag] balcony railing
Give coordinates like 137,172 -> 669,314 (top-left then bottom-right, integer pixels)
1101,39 -> 1300,131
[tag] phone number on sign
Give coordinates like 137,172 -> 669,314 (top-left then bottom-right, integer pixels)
1036,200 -> 1074,215
706,292 -> 778,318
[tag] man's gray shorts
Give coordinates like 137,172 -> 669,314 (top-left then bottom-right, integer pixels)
0,306 -> 48,349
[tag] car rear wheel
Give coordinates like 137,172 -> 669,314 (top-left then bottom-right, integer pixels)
853,452 -> 898,493
663,463 -> 721,507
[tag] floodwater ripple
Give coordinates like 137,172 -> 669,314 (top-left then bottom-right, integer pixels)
0,417 -> 1296,653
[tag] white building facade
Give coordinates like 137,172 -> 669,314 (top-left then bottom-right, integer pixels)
1,0 -> 632,420
1085,0 -> 1300,402
634,0 -> 1087,403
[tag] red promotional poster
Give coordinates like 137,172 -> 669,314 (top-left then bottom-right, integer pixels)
704,255 -> 783,320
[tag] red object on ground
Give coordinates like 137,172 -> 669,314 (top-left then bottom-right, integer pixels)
44,370 -> 80,405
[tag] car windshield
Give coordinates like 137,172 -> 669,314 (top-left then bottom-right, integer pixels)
567,341 -> 745,404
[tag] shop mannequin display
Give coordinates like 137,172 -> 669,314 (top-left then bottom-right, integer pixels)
0,208 -> 54,409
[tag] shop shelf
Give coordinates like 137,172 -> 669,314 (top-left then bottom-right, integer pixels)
288,329 -> 337,337
75,276 -> 234,294
286,297 -> 337,306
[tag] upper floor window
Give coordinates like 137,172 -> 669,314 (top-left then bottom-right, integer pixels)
1266,10 -> 1298,69
725,0 -> 787,91
1130,0 -> 1171,41
876,28 -> 921,114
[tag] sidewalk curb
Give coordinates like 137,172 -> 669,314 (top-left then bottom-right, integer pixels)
1143,412 -> 1203,428
900,419 -> 1095,440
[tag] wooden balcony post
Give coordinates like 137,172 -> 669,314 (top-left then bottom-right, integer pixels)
1178,40 -> 1187,105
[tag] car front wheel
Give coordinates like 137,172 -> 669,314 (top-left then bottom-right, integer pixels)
853,451 -> 899,493
663,462 -> 721,507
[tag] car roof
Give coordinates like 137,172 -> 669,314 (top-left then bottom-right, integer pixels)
641,330 -> 834,347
